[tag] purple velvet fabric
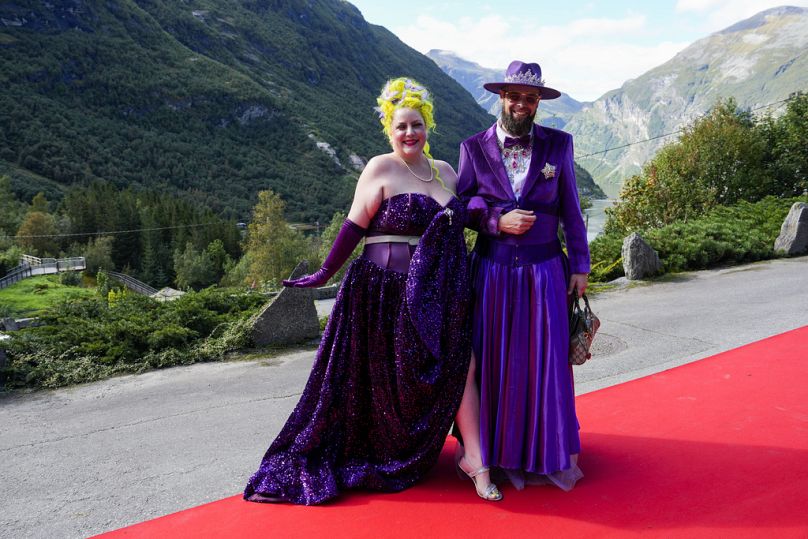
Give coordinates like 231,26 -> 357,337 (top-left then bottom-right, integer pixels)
244,193 -> 470,505
457,123 -> 589,490
458,123 -> 590,274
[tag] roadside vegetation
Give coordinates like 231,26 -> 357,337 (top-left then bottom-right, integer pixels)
589,93 -> 808,282
3,287 -> 265,390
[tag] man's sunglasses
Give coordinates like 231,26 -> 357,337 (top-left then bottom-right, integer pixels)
502,92 -> 540,105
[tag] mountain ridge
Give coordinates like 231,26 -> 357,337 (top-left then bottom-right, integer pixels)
0,0 -> 493,222
566,5 -> 808,196
425,7 -> 808,198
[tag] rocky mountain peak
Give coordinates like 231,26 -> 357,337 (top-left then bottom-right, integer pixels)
565,5 -> 808,196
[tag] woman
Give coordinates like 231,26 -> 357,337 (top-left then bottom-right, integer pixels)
244,78 -> 501,505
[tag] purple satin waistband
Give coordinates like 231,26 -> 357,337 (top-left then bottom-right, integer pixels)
474,237 -> 562,267
361,242 -> 416,273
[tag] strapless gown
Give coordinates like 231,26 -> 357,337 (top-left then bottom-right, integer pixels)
244,193 -> 471,505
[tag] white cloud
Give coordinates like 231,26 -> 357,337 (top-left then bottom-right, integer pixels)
676,0 -> 808,31
565,14 -> 647,36
544,41 -> 690,100
675,0 -> 726,12
395,14 -> 509,57
394,14 -> 686,101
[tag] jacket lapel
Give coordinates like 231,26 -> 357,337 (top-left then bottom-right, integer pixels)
479,124 -> 515,200
520,123 -> 550,199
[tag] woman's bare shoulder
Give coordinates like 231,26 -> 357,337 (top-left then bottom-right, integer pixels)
358,154 -> 395,183
434,159 -> 459,191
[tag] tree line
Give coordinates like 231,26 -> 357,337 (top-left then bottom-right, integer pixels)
0,177 -> 346,291
0,179 -> 242,288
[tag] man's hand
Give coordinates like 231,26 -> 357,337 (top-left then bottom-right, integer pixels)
568,273 -> 589,298
498,209 -> 536,235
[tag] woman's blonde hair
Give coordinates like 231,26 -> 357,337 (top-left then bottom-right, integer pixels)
375,77 -> 443,185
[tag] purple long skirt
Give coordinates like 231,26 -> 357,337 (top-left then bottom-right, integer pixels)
470,251 -> 582,491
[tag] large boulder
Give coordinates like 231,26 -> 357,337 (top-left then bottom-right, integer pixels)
774,202 -> 808,256
622,232 -> 661,280
250,261 -> 320,346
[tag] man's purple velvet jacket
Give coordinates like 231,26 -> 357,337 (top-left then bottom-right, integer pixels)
457,122 -> 591,275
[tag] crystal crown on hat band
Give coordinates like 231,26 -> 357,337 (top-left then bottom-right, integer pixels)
504,68 -> 545,87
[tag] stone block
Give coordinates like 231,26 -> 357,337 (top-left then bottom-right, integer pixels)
0,334 -> 9,379
1,318 -> 18,331
622,232 -> 662,280
250,261 -> 320,346
314,284 -> 339,300
774,202 -> 808,256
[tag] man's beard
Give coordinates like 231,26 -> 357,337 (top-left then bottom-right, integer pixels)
499,109 -> 535,136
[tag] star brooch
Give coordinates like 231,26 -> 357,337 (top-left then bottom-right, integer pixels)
541,162 -> 556,180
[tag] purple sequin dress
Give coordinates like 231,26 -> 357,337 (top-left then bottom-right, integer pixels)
244,193 -> 471,505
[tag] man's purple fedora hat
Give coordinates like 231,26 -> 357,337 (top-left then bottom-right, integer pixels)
483,60 -> 561,100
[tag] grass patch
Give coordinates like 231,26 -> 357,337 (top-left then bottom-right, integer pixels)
0,274 -> 95,318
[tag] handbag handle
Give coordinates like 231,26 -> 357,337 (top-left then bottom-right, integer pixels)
581,293 -> 591,312
570,293 -> 590,312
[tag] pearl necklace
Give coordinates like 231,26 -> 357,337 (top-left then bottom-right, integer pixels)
399,156 -> 434,183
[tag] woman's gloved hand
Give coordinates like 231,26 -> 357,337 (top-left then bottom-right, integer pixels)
283,219 -> 366,288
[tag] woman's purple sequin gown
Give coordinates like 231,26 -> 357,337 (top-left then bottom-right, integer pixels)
244,193 -> 471,505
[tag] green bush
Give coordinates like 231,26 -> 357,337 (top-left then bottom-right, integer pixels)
590,196 -> 806,281
3,287 -> 266,389
58,271 -> 83,286
588,232 -> 625,282
646,197 -> 800,273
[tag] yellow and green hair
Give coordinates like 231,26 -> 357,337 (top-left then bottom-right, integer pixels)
375,77 -> 444,185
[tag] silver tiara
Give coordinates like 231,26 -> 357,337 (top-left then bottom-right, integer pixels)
504,69 -> 545,87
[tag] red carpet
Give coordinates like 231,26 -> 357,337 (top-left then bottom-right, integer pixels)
96,327 -> 808,538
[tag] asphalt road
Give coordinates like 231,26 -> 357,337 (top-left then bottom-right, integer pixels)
1,256 -> 806,539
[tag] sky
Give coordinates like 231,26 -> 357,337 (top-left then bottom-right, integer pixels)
347,0 -> 808,101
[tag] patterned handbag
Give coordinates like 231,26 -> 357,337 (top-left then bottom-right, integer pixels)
569,293 -> 600,366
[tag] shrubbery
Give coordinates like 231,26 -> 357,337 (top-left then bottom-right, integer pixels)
589,196 -> 806,281
3,288 -> 266,389
606,94 -> 808,235
589,93 -> 808,282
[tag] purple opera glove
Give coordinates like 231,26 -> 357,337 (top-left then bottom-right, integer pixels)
283,218 -> 366,288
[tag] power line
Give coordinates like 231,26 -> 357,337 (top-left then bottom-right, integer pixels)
2,96 -> 800,239
575,129 -> 683,159
6,222 -> 220,240
573,95 -> 796,160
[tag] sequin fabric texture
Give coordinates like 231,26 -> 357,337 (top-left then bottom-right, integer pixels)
244,193 -> 471,505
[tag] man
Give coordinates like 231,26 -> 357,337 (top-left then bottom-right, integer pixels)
457,60 -> 590,491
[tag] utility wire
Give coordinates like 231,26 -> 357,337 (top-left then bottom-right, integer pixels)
3,96 -> 800,238
573,95 -> 795,160
6,222 -> 220,240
